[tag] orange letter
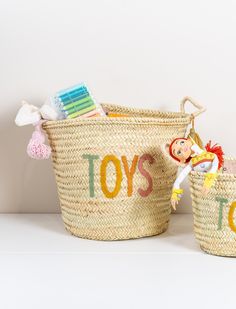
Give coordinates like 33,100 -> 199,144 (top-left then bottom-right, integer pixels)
121,155 -> 139,197
100,155 -> 122,198
228,201 -> 236,233
138,154 -> 155,197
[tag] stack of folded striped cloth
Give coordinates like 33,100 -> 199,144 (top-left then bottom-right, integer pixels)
52,83 -> 105,119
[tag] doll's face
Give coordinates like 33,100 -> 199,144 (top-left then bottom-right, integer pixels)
171,138 -> 192,163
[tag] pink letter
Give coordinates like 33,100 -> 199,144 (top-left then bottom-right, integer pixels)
138,154 -> 155,197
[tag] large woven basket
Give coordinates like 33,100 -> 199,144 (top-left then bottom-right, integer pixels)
43,97 -> 204,240
190,159 -> 236,256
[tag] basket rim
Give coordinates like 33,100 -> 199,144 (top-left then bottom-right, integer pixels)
43,103 -> 192,129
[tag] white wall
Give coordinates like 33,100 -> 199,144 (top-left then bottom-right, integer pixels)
1,0 -> 236,213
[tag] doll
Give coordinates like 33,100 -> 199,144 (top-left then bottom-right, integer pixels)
167,137 -> 224,210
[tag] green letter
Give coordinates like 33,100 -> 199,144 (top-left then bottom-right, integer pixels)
215,197 -> 228,230
82,154 -> 99,197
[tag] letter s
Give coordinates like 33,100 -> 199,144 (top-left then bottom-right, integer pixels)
138,154 -> 155,197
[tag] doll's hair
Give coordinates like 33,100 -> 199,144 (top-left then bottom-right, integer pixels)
169,138 -> 191,163
205,141 -> 224,169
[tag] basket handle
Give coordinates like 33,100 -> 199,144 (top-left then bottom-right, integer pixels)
180,96 -> 206,118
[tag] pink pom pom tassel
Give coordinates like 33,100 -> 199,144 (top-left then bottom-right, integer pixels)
27,123 -> 51,159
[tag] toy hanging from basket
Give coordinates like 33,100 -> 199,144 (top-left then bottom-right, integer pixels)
27,122 -> 51,159
165,97 -> 224,210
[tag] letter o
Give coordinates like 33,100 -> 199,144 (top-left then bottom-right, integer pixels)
228,201 -> 236,233
100,155 -> 122,198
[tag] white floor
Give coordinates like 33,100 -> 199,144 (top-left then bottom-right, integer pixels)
0,214 -> 235,309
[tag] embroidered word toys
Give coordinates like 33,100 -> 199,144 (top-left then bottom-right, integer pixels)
82,153 -> 155,198
50,83 -> 105,119
167,138 -> 224,210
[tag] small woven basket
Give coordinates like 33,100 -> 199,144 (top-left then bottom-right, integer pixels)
43,97 -> 204,240
190,159 -> 236,257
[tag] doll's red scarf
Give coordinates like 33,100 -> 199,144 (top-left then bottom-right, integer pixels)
205,141 -> 224,170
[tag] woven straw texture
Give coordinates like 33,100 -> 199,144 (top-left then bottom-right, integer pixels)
190,161 -> 236,257
43,103 -> 191,240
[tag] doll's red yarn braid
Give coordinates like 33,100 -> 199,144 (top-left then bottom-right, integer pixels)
205,141 -> 224,169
